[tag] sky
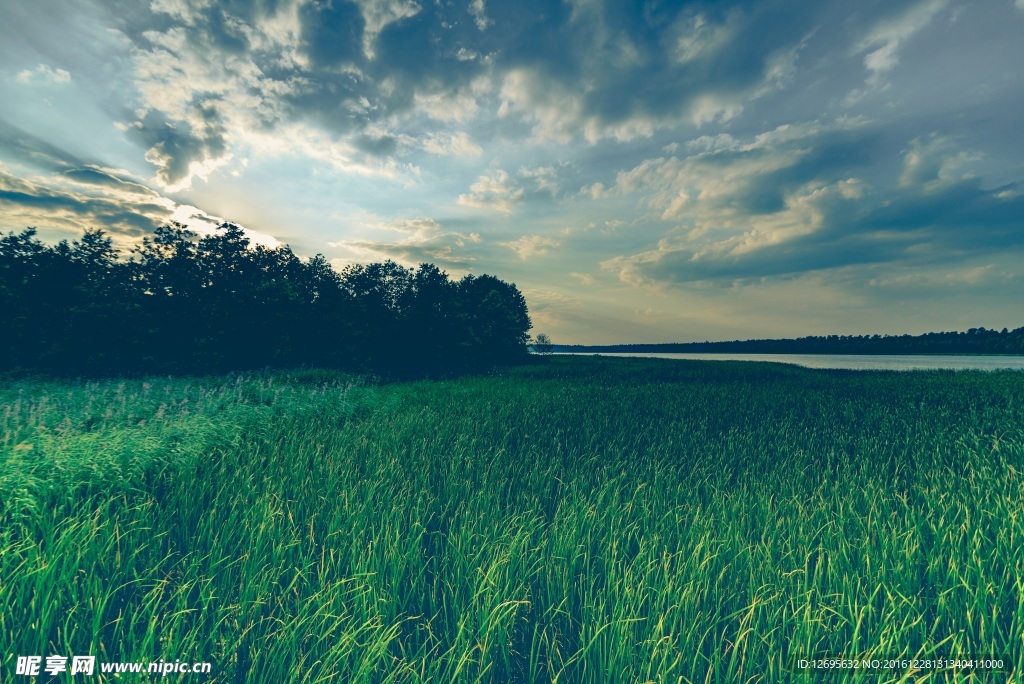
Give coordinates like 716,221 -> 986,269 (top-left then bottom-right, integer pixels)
1,0 -> 1023,344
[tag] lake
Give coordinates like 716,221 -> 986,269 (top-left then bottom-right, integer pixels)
555,352 -> 1024,371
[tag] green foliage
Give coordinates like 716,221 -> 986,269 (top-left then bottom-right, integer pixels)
2,358 -> 1023,682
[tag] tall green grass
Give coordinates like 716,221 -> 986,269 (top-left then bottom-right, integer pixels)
1,358 -> 1022,682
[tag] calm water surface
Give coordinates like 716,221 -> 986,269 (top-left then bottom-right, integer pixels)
557,352 -> 1024,371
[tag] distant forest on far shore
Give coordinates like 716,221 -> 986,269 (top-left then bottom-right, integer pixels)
0,225 -> 532,376
554,327 -> 1024,356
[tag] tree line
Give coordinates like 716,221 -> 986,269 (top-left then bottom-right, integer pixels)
0,225 -> 533,376
556,327 -> 1024,356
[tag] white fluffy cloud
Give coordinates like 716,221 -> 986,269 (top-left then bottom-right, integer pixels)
603,121 -> 841,232
353,0 -> 422,57
899,134 -> 979,191
329,217 -> 482,270
457,170 -> 524,215
15,64 -> 71,85
499,234 -> 562,259
468,0 -> 492,31
422,131 -> 483,157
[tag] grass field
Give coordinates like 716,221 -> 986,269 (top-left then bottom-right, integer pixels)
2,357 -> 1023,682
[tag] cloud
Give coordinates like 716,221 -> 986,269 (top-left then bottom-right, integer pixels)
457,170 -> 524,215
422,131 -> 483,157
353,0 -> 422,58
468,0 -> 492,31
123,14 -> 415,183
62,0 -> 831,200
865,263 -> 1003,289
243,120 -> 418,180
602,120 -> 856,226
0,161 -> 280,251
120,0 -> 493,189
0,124 -> 167,208
61,167 -> 158,195
854,0 -> 949,77
899,133 -> 979,191
490,3 -> 821,142
15,64 -> 71,85
125,4 -> 386,185
521,287 -> 584,331
130,108 -> 232,192
123,27 -> 260,189
673,12 -> 736,64
519,166 -> 560,196
570,272 -> 595,285
329,217 -> 481,269
499,234 -> 562,259
149,0 -> 214,25
413,89 -> 481,123
0,165 -> 172,241
597,119 -> 1024,287
601,186 -> 868,287
167,204 -> 281,249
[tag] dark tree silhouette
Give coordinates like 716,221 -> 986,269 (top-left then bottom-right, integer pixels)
556,327 -> 1024,356
455,274 -> 532,367
533,333 -> 553,354
0,224 -> 535,376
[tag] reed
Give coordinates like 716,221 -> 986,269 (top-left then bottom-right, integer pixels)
2,358 -> 1022,682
